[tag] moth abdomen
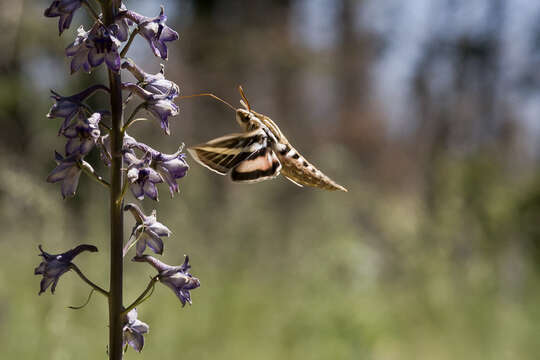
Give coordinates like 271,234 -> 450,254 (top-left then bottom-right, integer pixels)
277,147 -> 347,192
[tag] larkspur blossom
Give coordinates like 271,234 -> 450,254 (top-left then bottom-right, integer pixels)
47,85 -> 108,133
128,142 -> 188,196
87,24 -> 122,71
122,309 -> 149,353
65,25 -> 92,73
133,255 -> 200,306
123,6 -> 179,60
150,148 -> 188,196
122,59 -> 179,97
124,203 -> 171,256
47,151 -> 83,198
34,244 -> 98,295
66,24 -> 122,73
62,112 -> 101,156
44,0 -> 82,35
123,83 -> 179,135
125,152 -> 164,201
114,4 -> 132,42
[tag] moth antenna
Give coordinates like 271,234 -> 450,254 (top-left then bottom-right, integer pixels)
178,93 -> 236,111
238,85 -> 251,111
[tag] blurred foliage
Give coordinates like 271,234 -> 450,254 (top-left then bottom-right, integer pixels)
1,0 -> 540,359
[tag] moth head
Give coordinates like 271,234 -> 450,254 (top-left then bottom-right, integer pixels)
235,108 -> 252,130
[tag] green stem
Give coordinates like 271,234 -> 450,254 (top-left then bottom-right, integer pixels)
116,180 -> 129,206
102,2 -> 124,359
122,225 -> 144,257
120,28 -> 139,58
70,264 -> 109,298
123,276 -> 159,315
121,102 -> 145,133
82,0 -> 101,22
79,160 -> 110,188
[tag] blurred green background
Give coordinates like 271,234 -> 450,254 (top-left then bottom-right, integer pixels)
2,0 -> 540,359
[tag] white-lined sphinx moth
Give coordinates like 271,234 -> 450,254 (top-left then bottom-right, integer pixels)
187,87 -> 347,192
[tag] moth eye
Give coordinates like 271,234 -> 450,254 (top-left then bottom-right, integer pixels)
236,111 -> 250,125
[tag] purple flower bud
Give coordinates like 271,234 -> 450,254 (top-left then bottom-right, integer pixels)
44,0 -> 82,35
122,308 -> 149,353
122,60 -> 180,97
66,24 -> 122,73
124,6 -> 179,60
62,112 -> 101,156
133,255 -> 200,307
125,152 -> 164,201
34,244 -> 98,295
46,151 -> 83,199
47,85 -> 108,134
123,83 -> 179,135
124,203 -> 171,256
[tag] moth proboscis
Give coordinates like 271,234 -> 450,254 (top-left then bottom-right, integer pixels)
185,87 -> 348,192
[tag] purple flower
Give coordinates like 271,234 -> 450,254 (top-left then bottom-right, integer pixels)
62,112 -> 101,156
47,85 -> 108,133
44,0 -> 82,35
65,26 -> 92,74
133,255 -> 200,307
115,3 -> 133,42
122,60 -> 180,97
122,309 -> 149,353
87,25 -> 122,72
46,151 -> 83,199
34,244 -> 98,295
123,83 -> 179,135
124,7 -> 179,60
129,142 -> 188,196
66,24 -> 122,73
124,203 -> 171,256
125,152 -> 164,201
152,149 -> 188,196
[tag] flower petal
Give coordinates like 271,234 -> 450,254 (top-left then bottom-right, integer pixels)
130,182 -> 144,200
60,167 -> 81,198
88,48 -> 105,67
143,181 -> 158,201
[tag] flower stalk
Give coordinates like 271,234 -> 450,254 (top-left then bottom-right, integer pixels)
100,1 -> 125,359
123,275 -> 159,315
79,159 -> 110,188
120,28 -> 139,58
70,263 -> 109,298
122,102 -> 145,133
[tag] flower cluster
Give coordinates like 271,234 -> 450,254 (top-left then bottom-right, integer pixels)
38,1 -> 200,355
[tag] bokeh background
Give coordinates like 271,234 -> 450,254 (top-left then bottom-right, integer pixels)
2,0 -> 540,359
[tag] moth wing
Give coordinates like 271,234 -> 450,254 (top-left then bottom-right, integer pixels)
188,129 -> 267,175
230,147 -> 282,183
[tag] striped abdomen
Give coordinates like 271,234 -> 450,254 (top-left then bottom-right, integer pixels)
275,144 -> 347,192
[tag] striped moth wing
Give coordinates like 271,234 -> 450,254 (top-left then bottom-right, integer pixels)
230,147 -> 281,183
188,128 -> 282,183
